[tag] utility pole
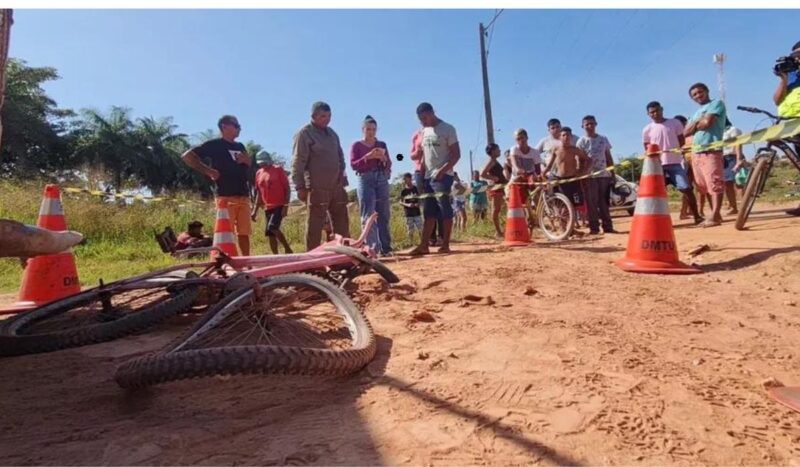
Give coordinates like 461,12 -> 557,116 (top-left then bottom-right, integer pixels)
479,22 -> 495,145
469,150 -> 473,176
713,53 -> 727,104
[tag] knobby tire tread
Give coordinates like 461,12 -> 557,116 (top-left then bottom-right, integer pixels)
735,157 -> 770,231
114,273 -> 376,388
0,287 -> 198,357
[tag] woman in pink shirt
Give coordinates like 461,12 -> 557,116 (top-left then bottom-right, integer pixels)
350,115 -> 392,256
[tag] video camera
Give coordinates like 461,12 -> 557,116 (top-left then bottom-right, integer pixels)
773,55 -> 800,76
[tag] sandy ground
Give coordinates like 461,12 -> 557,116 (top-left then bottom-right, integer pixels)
1,203 -> 800,465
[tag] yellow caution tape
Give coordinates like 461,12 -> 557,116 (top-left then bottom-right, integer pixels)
62,187 -> 210,205
401,118 -> 799,202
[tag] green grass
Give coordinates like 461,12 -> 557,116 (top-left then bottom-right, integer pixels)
2,162 -> 798,294
0,182 -> 494,293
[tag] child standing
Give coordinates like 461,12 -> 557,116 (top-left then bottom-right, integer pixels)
252,152 -> 293,254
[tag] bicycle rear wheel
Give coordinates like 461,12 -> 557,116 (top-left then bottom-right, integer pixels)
0,273 -> 199,357
323,245 -> 400,284
537,192 -> 575,241
114,273 -> 376,388
735,157 -> 771,231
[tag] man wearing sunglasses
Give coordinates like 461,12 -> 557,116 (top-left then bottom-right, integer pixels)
182,114 -> 253,255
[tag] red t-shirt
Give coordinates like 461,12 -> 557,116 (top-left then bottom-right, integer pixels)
255,165 -> 290,209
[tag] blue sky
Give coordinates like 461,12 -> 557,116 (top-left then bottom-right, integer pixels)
9,9 -> 800,183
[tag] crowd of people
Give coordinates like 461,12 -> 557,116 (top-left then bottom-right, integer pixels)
178,34 -> 800,257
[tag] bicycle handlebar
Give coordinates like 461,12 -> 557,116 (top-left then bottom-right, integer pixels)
736,105 -> 792,122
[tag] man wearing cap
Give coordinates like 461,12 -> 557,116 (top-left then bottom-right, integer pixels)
408,102 -> 460,255
182,114 -> 253,255
291,101 -> 350,251
253,151 -> 293,254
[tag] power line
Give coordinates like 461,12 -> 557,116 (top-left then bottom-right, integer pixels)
485,8 -> 504,30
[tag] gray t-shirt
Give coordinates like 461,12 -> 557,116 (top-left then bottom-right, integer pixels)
577,134 -> 613,178
421,120 -> 458,178
535,134 -> 579,175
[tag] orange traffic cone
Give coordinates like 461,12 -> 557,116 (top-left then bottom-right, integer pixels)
504,183 -> 531,247
615,144 -> 700,274
2,185 -> 81,314
211,198 -> 239,258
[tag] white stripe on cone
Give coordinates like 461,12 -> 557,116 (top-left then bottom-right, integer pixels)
216,209 -> 230,220
507,208 -> 526,218
38,198 -> 65,216
213,232 -> 236,244
633,197 -> 670,216
641,156 -> 664,177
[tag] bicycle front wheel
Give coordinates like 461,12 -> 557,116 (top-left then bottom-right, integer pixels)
735,157 -> 771,231
537,192 -> 575,241
0,274 -> 199,357
114,273 -> 376,388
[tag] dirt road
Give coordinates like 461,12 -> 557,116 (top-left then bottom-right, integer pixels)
1,204 -> 799,465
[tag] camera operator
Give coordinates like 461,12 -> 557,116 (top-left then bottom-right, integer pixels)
774,41 -> 800,217
773,40 -> 800,118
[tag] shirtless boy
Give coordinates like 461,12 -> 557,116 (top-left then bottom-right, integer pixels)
542,127 -> 591,208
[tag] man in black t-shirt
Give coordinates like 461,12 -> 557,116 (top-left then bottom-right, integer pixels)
182,115 -> 253,255
399,173 -> 423,243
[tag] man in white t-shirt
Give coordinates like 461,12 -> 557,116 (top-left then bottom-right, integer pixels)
508,128 -> 542,220
408,102 -> 461,256
642,101 -> 702,224
535,118 -> 578,177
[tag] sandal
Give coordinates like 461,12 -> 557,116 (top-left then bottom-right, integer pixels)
406,246 -> 429,257
699,220 -> 721,228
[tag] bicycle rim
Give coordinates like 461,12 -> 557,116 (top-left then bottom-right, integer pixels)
114,273 -> 376,388
538,193 -> 575,241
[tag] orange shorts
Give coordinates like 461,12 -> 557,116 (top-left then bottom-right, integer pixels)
217,196 -> 252,236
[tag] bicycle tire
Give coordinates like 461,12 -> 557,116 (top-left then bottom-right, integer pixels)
323,245 -> 400,284
0,279 -> 199,357
114,273 -> 376,389
537,192 -> 575,241
735,157 -> 771,231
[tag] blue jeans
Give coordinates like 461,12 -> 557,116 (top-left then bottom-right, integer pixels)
357,170 -> 392,254
423,174 -> 455,220
663,164 -> 692,191
415,170 -> 444,239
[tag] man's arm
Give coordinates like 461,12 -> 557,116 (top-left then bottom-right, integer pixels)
181,147 -> 219,180
336,133 -> 346,185
774,73 -> 789,106
291,130 -> 310,201
542,149 -> 557,176
605,147 -> 614,169
577,148 -> 592,174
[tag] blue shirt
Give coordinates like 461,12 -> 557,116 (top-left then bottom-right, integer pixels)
690,99 -> 727,148
788,70 -> 800,93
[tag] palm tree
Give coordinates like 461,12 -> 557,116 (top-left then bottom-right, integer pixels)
132,116 -> 189,194
73,106 -> 139,191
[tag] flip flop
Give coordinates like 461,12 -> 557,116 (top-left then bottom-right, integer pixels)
700,220 -> 721,228
406,247 -> 429,257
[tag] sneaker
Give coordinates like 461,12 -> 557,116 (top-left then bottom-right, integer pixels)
603,229 -> 621,234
